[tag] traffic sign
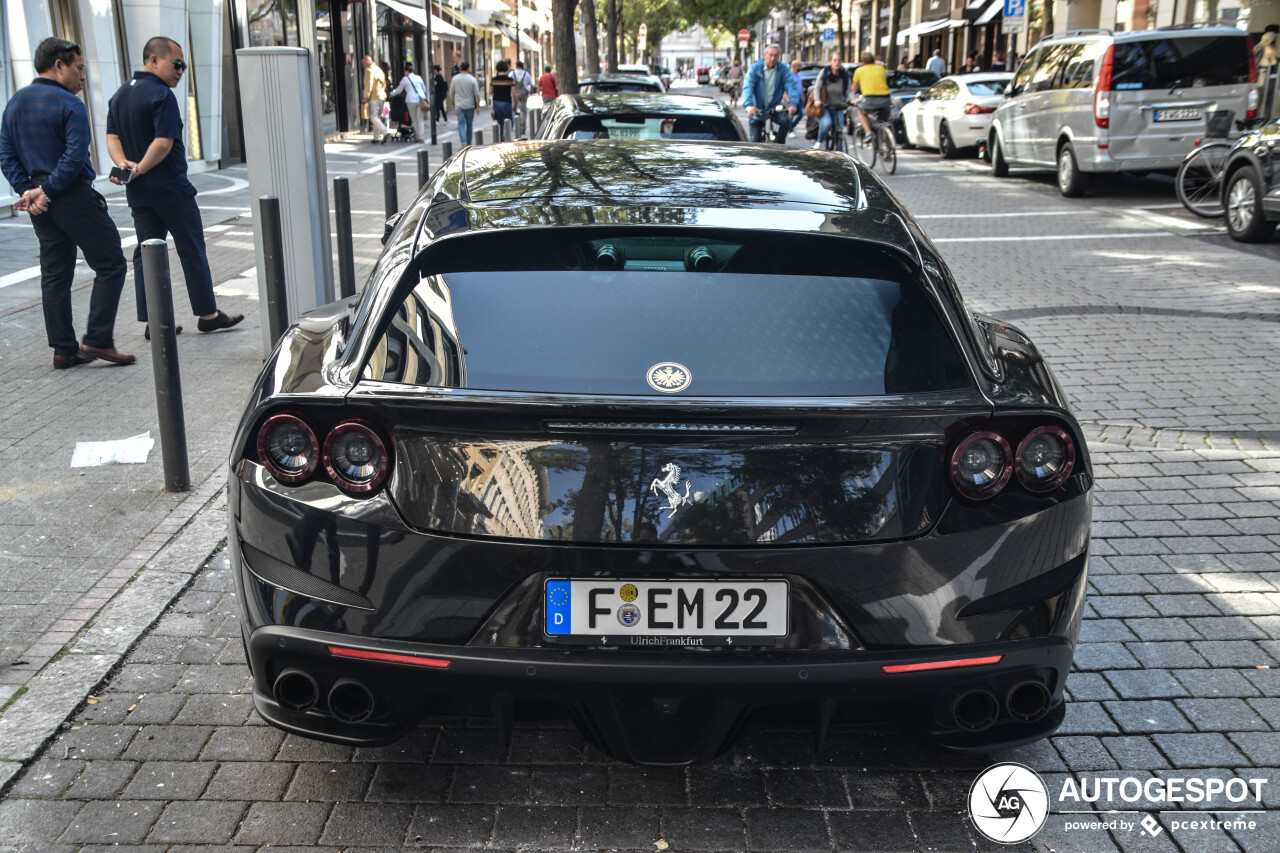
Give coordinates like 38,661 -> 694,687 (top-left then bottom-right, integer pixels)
1003,0 -> 1025,16
738,28 -> 750,44
821,27 -> 835,42
1004,17 -> 1024,32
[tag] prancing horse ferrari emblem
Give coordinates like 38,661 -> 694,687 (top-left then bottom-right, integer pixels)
650,462 -> 692,518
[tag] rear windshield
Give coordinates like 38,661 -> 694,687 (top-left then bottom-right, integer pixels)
563,114 -> 740,141
1112,36 -> 1250,89
966,80 -> 1009,96
366,236 -> 972,397
581,81 -> 661,92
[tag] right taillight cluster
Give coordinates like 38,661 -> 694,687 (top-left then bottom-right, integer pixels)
256,413 -> 391,496
950,424 -> 1076,500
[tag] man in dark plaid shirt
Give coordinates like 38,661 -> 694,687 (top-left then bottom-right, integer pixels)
0,38 -> 134,369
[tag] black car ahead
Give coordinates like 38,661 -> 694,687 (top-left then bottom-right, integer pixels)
535,92 -> 746,141
578,73 -> 665,93
231,139 -> 1092,765
1221,118 -> 1280,243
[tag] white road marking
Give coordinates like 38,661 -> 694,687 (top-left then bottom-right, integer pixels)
932,232 -> 1174,243
915,211 -> 1093,219
1111,207 -> 1225,233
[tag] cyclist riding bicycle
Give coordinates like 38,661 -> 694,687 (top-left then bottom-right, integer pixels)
852,51 -> 892,137
743,44 -> 801,143
727,59 -> 743,105
812,50 -> 852,150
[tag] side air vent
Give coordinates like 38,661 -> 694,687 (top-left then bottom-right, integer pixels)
545,421 -> 797,435
241,542 -> 375,611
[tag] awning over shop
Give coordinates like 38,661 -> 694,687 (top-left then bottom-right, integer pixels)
459,7 -> 502,34
966,0 -> 1004,25
896,18 -> 953,43
496,24 -> 539,52
378,0 -> 467,38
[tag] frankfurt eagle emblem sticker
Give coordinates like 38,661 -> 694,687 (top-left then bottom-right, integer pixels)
647,362 -> 691,393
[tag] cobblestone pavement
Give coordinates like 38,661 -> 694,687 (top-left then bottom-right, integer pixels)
2,102 -> 1280,852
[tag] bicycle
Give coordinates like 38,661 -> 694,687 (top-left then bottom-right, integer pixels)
1174,109 -> 1240,219
851,104 -> 896,174
729,78 -> 742,108
819,104 -> 848,153
752,104 -> 791,144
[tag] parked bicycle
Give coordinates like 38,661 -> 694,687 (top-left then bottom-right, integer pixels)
852,102 -> 896,174
1175,110 -> 1239,219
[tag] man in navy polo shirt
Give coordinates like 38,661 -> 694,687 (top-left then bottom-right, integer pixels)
106,36 -> 242,337
0,37 -> 134,369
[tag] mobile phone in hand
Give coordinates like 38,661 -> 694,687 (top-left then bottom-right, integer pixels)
109,165 -> 134,183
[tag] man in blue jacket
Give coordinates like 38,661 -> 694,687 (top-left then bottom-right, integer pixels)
742,45 -> 801,143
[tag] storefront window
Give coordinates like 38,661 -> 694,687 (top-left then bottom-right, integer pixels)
246,0 -> 300,46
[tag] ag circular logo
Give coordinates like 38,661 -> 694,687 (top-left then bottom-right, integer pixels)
968,763 -> 1049,844
647,362 -> 692,393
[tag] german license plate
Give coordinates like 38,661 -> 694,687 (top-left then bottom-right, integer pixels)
1154,107 -> 1202,122
544,579 -> 789,646
606,126 -> 641,138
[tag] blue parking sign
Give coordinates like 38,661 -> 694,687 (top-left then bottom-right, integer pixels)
1004,0 -> 1025,16
821,27 -> 835,42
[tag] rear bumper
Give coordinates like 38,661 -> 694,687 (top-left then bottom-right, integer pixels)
248,625 -> 1075,763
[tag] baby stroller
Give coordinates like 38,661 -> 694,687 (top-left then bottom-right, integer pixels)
387,92 -> 417,142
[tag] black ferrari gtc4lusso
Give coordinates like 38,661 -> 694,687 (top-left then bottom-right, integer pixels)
229,139 -> 1091,765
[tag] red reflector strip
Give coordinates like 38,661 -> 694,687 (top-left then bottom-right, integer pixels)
882,655 -> 1003,674
327,646 -> 451,668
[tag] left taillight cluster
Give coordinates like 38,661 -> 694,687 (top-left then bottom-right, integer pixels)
256,413 -> 391,496
950,424 -> 1076,501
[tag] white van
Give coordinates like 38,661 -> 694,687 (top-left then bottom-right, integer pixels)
989,25 -> 1257,196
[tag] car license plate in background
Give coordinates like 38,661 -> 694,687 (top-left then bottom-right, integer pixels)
1154,107 -> 1203,122
545,579 -> 788,646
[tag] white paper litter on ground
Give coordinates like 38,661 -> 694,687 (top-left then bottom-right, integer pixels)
71,432 -> 155,467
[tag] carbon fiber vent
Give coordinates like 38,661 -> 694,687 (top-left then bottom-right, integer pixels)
545,421 -> 796,434
241,542 -> 375,611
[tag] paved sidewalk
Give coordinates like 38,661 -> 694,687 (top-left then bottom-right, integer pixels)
0,128 -> 473,780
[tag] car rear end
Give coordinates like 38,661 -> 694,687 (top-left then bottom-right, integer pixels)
1090,28 -> 1255,172
232,217 -> 1091,765
953,75 -> 1011,148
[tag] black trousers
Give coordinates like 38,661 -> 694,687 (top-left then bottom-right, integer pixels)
130,196 -> 217,322
28,180 -> 127,355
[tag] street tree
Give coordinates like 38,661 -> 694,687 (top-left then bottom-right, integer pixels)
553,0 -> 579,92
582,0 -> 601,75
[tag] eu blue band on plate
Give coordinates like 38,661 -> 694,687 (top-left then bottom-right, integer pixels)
546,581 -> 571,634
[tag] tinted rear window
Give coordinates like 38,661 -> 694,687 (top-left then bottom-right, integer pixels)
966,80 -> 1009,96
582,81 -> 661,92
367,237 -> 971,397
563,114 -> 740,141
1112,36 -> 1249,89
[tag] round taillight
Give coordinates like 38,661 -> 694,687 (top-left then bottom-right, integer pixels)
257,414 -> 319,485
1016,425 -> 1075,492
950,430 -> 1012,500
323,420 -> 390,494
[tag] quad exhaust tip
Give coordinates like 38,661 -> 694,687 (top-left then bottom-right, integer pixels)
328,678 -> 376,723
273,668 -> 319,712
1005,680 -> 1052,723
950,688 -> 1000,731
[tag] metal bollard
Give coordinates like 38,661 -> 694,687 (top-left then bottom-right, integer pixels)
417,149 -> 431,189
140,239 -> 190,493
503,118 -> 514,143
443,141 -> 453,159
382,161 -> 398,219
476,129 -> 484,145
333,177 -> 356,299
259,196 -> 289,346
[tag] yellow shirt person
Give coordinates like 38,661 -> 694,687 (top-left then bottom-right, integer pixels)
853,61 -> 890,97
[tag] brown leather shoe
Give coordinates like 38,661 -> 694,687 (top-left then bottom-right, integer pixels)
80,344 -> 136,365
53,351 -> 97,370
197,310 -> 245,332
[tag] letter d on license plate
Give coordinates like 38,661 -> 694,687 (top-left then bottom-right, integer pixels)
545,579 -> 788,644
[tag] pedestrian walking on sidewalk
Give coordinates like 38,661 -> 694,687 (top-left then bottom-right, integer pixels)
362,55 -> 389,143
432,65 -> 448,123
449,61 -> 481,145
513,61 -> 534,118
926,50 -> 946,77
490,60 -> 515,142
106,36 -> 243,339
538,65 -> 558,101
0,37 -> 134,370
389,62 -> 428,142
